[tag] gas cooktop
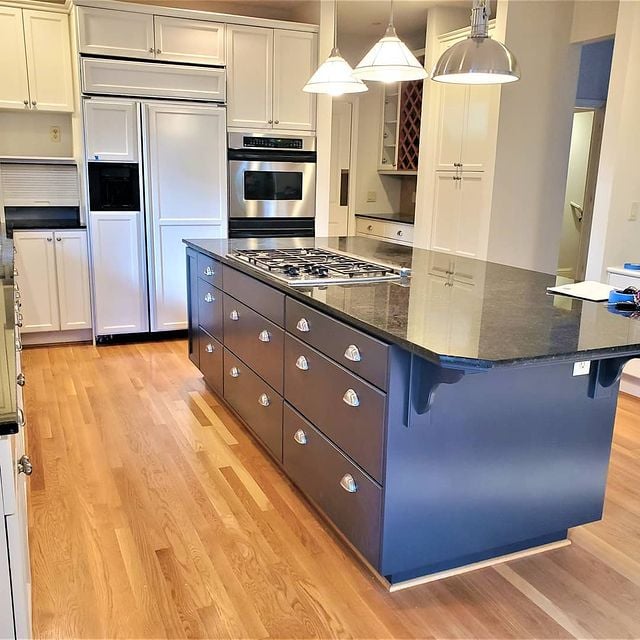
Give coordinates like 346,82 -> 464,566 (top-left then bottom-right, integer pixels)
227,247 -> 410,287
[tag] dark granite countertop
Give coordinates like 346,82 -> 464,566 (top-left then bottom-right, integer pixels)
184,236 -> 640,369
0,228 -> 17,434
356,212 -> 415,225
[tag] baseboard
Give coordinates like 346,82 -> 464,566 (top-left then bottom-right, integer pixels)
22,329 -> 92,346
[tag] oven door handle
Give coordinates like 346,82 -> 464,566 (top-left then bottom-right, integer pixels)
228,150 -> 317,163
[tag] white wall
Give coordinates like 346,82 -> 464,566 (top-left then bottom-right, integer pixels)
586,0 -> 640,280
0,112 -> 73,157
487,0 -> 580,274
571,0 -> 618,43
558,110 -> 594,277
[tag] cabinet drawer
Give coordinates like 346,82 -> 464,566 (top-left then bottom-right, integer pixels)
224,349 -> 283,462
199,329 -> 223,396
283,405 -> 382,567
355,218 -> 413,245
284,334 -> 385,483
286,297 -> 389,390
356,217 -> 387,238
223,294 -> 284,393
197,252 -> 222,288
608,273 -> 640,290
197,279 -> 222,341
223,266 -> 285,327
385,222 -> 413,244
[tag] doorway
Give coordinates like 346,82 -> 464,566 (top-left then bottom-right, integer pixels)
329,100 -> 354,236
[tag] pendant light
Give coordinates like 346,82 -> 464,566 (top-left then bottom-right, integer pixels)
353,0 -> 427,83
432,0 -> 520,85
303,0 -> 367,96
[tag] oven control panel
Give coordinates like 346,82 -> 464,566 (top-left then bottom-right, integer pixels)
242,137 -> 303,150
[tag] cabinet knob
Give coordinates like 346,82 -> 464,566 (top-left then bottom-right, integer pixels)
344,345 -> 361,362
295,355 -> 309,371
342,388 -> 360,407
367,225 -> 373,231
204,266 -> 215,276
17,455 -> 32,476
296,318 -> 310,332
149,47 -> 154,53
274,120 -> 280,124
229,309 -> 239,321
156,48 -> 162,54
15,338 -> 22,352
268,119 -> 273,124
31,101 -> 37,107
205,343 -> 214,353
397,230 -> 403,237
56,236 -> 62,241
17,372 -> 26,387
258,393 -> 270,407
258,329 -> 271,342
17,408 -> 25,427
229,366 -> 240,378
340,473 -> 358,493
23,99 -> 28,107
204,292 -> 214,303
47,237 -> 52,242
293,429 -> 307,445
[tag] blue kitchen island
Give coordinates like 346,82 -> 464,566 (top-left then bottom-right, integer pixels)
184,236 -> 640,588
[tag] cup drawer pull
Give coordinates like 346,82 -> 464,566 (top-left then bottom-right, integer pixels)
203,266 -> 215,276
229,366 -> 240,378
229,309 -> 239,321
344,345 -> 361,362
258,393 -> 271,407
258,330 -> 271,342
205,343 -> 214,353
340,473 -> 358,493
204,292 -> 214,303
342,388 -> 360,407
293,429 -> 307,445
295,355 -> 309,371
296,318 -> 310,332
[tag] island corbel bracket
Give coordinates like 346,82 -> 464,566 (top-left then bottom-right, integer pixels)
588,355 -> 634,399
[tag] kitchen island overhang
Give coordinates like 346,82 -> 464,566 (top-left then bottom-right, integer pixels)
184,236 -> 640,588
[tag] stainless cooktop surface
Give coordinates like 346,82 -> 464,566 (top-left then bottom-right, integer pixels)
227,247 -> 410,287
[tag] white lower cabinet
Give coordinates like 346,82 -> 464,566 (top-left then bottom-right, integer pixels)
355,218 -> 414,246
14,230 -> 92,334
90,211 -> 148,335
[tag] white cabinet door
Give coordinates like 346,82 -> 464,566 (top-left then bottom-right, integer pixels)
54,230 -> 92,331
461,85 -> 498,172
145,103 -> 227,332
273,30 -> 316,131
77,6 -> 154,60
90,212 -> 149,335
14,232 -> 60,333
84,99 -> 139,162
154,16 -> 224,66
226,25 -> 273,129
430,173 -> 460,254
22,10 -> 74,113
457,172 -> 488,259
0,7 -> 29,111
435,84 -> 465,171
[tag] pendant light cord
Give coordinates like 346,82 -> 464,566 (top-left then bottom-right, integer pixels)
333,0 -> 338,50
470,0 -> 489,38
389,0 -> 394,27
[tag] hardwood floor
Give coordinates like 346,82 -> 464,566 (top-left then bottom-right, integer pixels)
23,340 -> 640,639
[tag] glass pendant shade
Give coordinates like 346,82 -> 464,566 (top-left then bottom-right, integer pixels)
303,47 -> 368,95
432,37 -> 520,84
353,24 -> 428,83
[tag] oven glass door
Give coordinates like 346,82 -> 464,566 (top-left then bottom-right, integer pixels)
229,160 -> 316,218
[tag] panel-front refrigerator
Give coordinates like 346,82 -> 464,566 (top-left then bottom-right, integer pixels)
83,97 -> 227,337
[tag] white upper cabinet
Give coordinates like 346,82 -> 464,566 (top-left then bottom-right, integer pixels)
0,7 -> 29,110
272,30 -> 317,131
227,25 -> 317,131
23,10 -> 74,112
77,7 -> 155,59
435,84 -> 466,171
0,8 -> 73,113
84,99 -> 139,162
226,25 -> 273,129
154,16 -> 224,66
460,84 -> 498,172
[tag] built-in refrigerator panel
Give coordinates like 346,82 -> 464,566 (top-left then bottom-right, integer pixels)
142,101 -> 227,332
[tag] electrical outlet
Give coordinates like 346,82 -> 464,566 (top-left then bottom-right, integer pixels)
50,126 -> 61,143
366,191 -> 377,203
573,361 -> 591,376
629,202 -> 640,222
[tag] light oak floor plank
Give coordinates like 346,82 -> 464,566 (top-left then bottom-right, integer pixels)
23,340 -> 640,639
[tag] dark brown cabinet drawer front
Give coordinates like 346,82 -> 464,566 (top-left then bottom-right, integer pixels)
223,349 -> 283,462
284,334 -> 385,482
283,405 -> 382,567
223,266 -> 285,327
197,252 -> 223,288
286,297 -> 389,390
223,294 -> 284,393
198,329 -> 223,396
198,279 -> 223,341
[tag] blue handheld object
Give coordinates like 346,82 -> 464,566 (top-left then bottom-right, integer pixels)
608,290 -> 636,304
623,262 -> 640,270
